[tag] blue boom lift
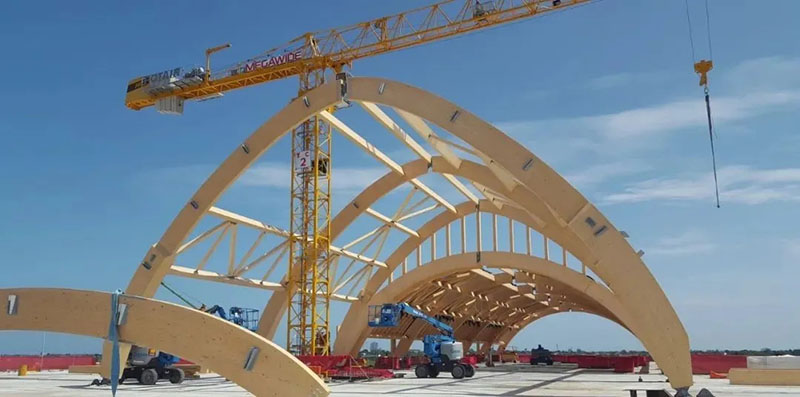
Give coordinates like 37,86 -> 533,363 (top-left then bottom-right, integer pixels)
368,302 -> 475,379
119,305 -> 260,385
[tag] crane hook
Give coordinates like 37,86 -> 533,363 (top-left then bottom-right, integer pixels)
694,59 -> 713,87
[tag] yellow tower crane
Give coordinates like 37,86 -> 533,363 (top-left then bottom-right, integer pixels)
124,0 -> 593,357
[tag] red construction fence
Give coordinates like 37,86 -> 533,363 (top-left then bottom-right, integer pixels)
550,354 -> 650,373
0,355 -> 97,371
298,355 -> 394,379
690,354 -> 747,374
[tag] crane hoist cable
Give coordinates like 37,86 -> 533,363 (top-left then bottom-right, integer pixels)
686,0 -> 720,208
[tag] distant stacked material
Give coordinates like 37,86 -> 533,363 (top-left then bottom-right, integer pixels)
747,355 -> 800,370
730,356 -> 800,385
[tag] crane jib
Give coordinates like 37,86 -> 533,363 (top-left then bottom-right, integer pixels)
239,49 -> 304,74
143,67 -> 183,85
124,0 -> 594,110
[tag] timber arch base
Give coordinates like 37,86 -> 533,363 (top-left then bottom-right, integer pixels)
0,288 -> 329,397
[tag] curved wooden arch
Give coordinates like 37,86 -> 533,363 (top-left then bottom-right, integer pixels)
384,276 -> 618,356
258,157 -> 546,339
119,77 -> 690,389
256,159 -> 430,338
339,252 -> 637,353
0,288 -> 328,397
260,155 -> 589,340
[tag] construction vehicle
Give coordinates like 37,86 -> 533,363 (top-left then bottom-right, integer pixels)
117,302 -> 259,386
368,302 -> 474,379
500,351 -> 520,363
201,304 -> 260,331
120,346 -> 184,385
529,344 -> 554,365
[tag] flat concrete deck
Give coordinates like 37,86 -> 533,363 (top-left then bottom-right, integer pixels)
2,367 -> 799,396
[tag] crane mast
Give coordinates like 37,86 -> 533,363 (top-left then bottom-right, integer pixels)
123,0 -> 593,358
288,66 -> 333,356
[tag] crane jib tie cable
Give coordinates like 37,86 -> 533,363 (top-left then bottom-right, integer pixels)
108,289 -> 123,396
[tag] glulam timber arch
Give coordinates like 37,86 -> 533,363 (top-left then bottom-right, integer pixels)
335,252 -> 636,355
0,288 -> 328,397
116,77 -> 691,391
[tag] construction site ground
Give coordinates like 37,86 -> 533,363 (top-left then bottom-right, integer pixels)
2,364 -> 798,397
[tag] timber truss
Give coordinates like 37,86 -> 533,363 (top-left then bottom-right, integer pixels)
108,77 -> 693,393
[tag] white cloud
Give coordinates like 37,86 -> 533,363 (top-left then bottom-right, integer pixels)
498,90 -> 800,143
647,230 -> 716,256
240,162 -> 387,192
497,56 -> 800,154
564,160 -> 651,188
722,56 -> 800,92
782,239 -> 800,259
586,71 -> 665,90
602,165 -> 800,205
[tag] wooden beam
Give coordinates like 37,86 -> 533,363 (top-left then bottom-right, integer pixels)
359,102 -> 432,162
170,265 -> 282,290
176,221 -> 229,255
364,207 -> 419,237
329,245 -> 388,269
359,102 -> 478,203
395,108 -> 463,168
445,223 -> 452,257
209,206 -> 385,268
320,109 -> 456,213
509,219 -> 515,253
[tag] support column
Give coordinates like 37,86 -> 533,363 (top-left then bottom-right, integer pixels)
395,337 -> 414,356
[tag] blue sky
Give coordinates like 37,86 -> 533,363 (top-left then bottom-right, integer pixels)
1,1 -> 799,354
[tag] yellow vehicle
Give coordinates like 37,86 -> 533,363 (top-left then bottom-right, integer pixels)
500,352 -> 519,363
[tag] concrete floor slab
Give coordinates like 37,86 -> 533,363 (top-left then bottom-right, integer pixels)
2,368 -> 800,396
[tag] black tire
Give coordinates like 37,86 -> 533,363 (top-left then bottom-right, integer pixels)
451,364 -> 465,379
546,359 -> 554,366
465,365 -> 475,378
415,365 -> 429,378
168,368 -> 185,384
119,377 -> 125,385
428,365 -> 440,378
139,368 -> 158,385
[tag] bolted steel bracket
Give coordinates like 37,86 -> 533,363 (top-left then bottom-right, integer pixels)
7,294 -> 18,315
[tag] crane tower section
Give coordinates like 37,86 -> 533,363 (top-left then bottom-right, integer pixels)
287,68 -> 332,356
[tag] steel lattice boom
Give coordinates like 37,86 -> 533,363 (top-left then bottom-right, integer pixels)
124,0 -> 591,111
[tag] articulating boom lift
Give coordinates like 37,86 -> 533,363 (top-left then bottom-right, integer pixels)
369,303 -> 474,379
